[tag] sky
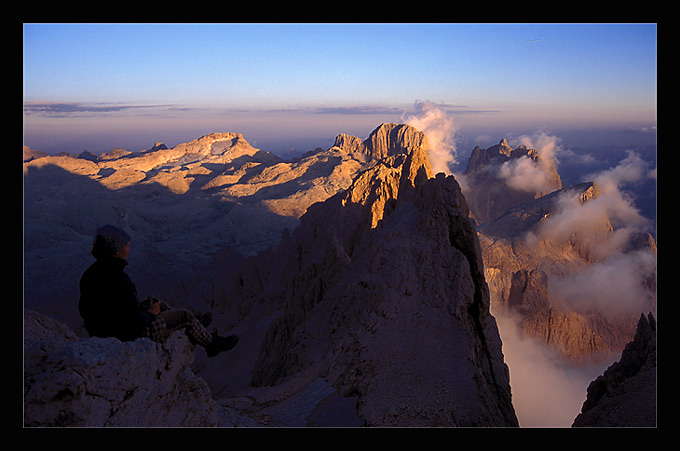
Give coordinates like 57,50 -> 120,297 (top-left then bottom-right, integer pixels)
23,23 -> 657,156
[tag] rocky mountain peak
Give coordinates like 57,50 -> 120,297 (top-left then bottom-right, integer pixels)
146,142 -> 168,152
576,181 -> 601,203
169,132 -> 263,161
363,123 -> 430,160
497,138 -> 512,156
464,138 -> 553,176
330,123 -> 430,162
478,181 -> 602,239
213,143 -> 518,426
333,133 -> 364,153
465,139 -> 512,173
462,139 -> 562,224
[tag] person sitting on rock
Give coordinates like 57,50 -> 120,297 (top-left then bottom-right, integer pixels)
78,224 -> 238,357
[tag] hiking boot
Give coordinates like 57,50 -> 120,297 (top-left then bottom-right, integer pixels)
205,332 -> 239,357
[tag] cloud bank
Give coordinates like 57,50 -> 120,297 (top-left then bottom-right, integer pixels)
537,150 -> 653,255
498,156 -> 550,193
496,311 -> 614,427
529,150 -> 657,317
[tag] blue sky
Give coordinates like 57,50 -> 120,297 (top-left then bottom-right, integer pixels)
23,23 -> 657,155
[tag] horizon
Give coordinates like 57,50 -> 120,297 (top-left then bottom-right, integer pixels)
23,23 -> 656,157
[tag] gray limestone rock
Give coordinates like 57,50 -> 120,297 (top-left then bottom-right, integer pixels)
23,310 -> 221,427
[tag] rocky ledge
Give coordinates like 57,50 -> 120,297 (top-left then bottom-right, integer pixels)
23,309 -> 223,427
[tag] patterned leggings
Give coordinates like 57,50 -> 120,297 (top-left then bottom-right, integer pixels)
143,309 -> 213,347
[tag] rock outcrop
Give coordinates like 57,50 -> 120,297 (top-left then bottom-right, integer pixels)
572,313 -> 657,427
479,182 -> 654,363
502,268 -> 615,360
331,123 -> 430,161
210,124 -> 519,426
463,139 -> 562,224
478,182 -> 601,241
23,145 -> 48,162
23,310 -> 222,427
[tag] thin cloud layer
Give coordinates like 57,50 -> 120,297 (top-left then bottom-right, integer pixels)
23,102 -> 173,117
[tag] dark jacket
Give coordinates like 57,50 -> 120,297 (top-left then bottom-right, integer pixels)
78,257 -> 154,342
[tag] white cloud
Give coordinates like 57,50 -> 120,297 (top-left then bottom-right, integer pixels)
533,150 -> 656,316
537,150 -> 653,256
549,248 -> 656,316
496,132 -> 563,194
403,101 -> 457,175
498,156 -> 549,193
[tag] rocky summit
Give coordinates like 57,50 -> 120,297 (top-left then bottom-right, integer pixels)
23,124 -> 519,427
209,125 -> 518,426
463,139 -> 562,225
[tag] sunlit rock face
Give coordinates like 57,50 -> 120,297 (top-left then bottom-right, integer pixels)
213,126 -> 519,426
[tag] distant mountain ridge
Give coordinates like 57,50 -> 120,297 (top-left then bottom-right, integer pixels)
21,123 -> 459,338
24,124 -> 520,426
23,128 -> 379,328
23,123 -> 656,426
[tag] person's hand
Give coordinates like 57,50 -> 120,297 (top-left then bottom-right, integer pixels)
148,298 -> 161,315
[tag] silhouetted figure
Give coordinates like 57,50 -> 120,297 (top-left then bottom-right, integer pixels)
78,224 -> 238,357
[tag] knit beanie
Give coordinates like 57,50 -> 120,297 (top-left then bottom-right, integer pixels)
92,224 -> 131,258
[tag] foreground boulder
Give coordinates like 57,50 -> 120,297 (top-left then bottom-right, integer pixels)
23,310 -> 221,427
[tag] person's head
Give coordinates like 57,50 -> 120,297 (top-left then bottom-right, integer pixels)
91,224 -> 131,261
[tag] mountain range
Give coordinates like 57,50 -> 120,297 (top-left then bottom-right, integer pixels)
23,123 -> 656,426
